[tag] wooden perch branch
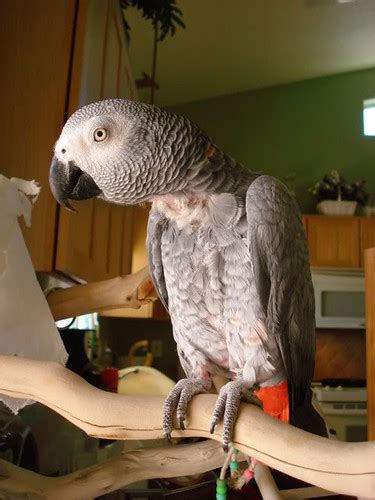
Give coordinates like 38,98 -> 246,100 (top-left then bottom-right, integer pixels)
47,266 -> 157,320
0,355 -> 374,497
0,440 -> 224,500
0,443 -> 335,500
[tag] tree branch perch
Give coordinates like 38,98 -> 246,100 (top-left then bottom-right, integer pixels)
0,355 -> 374,497
0,440 -> 224,500
47,266 -> 157,320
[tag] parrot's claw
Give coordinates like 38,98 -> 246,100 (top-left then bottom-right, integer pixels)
179,417 -> 185,430
163,377 -> 211,439
210,379 -> 261,450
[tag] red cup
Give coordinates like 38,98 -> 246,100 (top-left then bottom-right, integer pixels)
100,367 -> 119,393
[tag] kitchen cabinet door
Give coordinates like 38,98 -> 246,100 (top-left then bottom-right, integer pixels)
360,217 -> 375,267
0,0 -> 76,271
55,0 -> 136,281
306,216 -> 360,268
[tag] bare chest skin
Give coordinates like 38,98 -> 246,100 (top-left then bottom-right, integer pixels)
152,193 -> 286,387
152,193 -> 224,232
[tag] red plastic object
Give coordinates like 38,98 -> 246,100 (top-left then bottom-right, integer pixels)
100,367 -> 119,393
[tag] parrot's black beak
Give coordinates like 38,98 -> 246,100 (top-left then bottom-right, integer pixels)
49,156 -> 102,212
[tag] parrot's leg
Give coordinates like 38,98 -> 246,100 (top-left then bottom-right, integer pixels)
163,377 -> 212,440
210,378 -> 262,451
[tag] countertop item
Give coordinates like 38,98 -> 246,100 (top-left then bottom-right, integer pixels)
118,366 -> 175,396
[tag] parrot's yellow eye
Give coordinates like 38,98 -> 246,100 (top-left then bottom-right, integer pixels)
93,128 -> 108,142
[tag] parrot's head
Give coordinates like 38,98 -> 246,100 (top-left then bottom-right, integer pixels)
49,98 -> 210,210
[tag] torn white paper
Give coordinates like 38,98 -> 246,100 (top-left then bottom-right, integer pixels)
0,175 -> 68,413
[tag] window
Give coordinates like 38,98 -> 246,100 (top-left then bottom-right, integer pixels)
363,98 -> 375,136
56,313 -> 98,330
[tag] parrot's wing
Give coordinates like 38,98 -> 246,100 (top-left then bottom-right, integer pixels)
246,175 -> 315,420
146,207 -> 169,312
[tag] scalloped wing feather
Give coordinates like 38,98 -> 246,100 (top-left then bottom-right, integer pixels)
246,175 -> 315,417
146,207 -> 169,312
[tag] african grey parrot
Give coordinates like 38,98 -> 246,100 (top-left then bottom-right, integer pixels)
49,98 -> 326,449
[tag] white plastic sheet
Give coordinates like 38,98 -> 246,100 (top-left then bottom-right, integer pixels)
0,175 -> 68,412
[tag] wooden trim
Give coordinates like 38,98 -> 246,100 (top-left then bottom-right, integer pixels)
55,0 -> 90,275
106,205 -> 112,274
122,205 -> 135,275
365,247 -> 375,441
100,0 -> 111,99
360,218 -> 375,267
67,0 -> 89,115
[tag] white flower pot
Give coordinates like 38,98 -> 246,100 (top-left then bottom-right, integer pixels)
316,200 -> 357,216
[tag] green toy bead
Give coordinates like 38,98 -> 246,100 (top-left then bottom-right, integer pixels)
216,494 -> 227,500
229,461 -> 239,471
216,485 -> 227,494
216,478 -> 227,499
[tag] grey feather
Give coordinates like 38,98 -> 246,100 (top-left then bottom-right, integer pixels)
246,176 -> 315,419
147,208 -> 169,312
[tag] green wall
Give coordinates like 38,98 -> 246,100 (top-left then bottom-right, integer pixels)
167,68 -> 375,213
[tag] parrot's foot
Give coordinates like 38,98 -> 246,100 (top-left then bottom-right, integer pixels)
210,379 -> 262,451
163,377 -> 212,440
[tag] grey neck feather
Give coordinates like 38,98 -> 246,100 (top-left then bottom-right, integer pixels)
185,149 -> 256,195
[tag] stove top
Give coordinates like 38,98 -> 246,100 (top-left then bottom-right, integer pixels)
320,379 -> 366,388
313,380 -> 367,403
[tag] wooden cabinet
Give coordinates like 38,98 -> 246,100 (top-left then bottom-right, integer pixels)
1,0 -> 137,282
0,0 -> 76,271
305,216 -> 360,268
55,0 -> 137,281
304,215 -> 375,268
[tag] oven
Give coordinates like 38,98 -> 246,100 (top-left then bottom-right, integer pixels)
312,380 -> 368,442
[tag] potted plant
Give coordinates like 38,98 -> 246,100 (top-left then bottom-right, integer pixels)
309,170 -> 369,216
120,0 -> 185,104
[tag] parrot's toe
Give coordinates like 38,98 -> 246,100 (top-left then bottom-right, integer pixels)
210,379 -> 259,450
163,377 -> 211,439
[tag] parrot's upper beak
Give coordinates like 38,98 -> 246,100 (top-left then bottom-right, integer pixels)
49,156 -> 102,212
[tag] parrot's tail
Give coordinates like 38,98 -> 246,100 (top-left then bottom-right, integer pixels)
254,378 -> 289,423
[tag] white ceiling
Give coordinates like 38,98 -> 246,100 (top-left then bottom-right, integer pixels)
124,0 -> 375,106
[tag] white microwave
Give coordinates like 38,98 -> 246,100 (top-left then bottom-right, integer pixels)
311,269 -> 365,329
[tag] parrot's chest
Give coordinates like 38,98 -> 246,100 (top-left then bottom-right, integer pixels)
161,226 -> 254,320
155,193 -> 284,383
160,216 -> 266,374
